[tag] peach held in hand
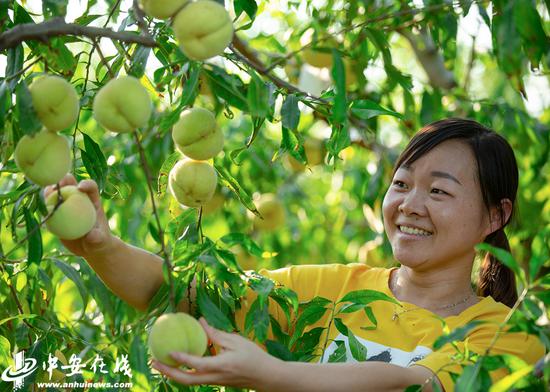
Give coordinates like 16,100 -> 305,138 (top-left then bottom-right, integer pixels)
172,107 -> 224,160
172,0 -> 234,60
92,76 -> 152,133
169,159 -> 218,208
45,186 -> 97,240
29,75 -> 80,132
140,0 -> 189,19
14,130 -> 71,186
148,313 -> 208,366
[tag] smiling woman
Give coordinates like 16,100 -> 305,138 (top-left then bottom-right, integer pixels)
193,118 -> 543,392
44,118 -> 545,392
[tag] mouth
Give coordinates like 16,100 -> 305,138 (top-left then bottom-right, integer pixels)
397,225 -> 433,237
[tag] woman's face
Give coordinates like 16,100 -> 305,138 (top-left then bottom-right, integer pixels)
382,139 -> 493,271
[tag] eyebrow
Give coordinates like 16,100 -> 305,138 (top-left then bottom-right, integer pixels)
400,165 -> 462,185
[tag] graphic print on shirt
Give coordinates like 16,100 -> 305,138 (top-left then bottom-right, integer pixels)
319,333 -> 433,367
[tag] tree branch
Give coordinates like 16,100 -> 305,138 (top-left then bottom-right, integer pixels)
0,17 -> 157,51
397,26 -> 457,90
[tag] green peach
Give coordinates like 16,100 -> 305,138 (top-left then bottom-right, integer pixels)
14,130 -> 71,186
248,193 -> 286,231
169,160 -> 217,208
148,313 -> 208,366
93,76 -> 152,133
140,0 -> 189,19
172,108 -> 224,160
45,186 -> 97,240
29,75 -> 79,132
172,0 -> 234,60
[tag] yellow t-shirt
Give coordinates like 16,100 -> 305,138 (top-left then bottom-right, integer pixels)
234,263 -> 545,392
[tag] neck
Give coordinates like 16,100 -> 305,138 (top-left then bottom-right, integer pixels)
391,264 -> 477,312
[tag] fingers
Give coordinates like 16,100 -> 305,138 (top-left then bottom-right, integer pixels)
199,317 -> 237,348
151,360 -> 222,386
76,180 -> 102,209
43,173 -> 77,198
168,352 -> 220,372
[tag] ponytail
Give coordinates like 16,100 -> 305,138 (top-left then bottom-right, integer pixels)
477,228 -> 518,308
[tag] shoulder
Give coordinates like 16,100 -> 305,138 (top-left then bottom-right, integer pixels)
458,296 -> 546,362
258,262 -> 384,283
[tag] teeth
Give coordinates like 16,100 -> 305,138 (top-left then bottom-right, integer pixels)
399,225 -> 432,236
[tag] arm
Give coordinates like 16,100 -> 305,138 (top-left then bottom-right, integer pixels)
152,318 -> 444,392
44,174 -> 196,312
263,361 -> 441,392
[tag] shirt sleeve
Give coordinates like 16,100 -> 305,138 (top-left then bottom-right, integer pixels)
412,324 -> 546,392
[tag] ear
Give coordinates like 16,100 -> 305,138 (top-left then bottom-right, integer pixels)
484,198 -> 513,237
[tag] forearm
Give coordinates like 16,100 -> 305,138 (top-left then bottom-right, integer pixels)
260,360 -> 420,392
85,236 -> 165,311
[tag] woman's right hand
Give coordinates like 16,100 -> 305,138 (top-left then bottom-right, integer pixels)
43,174 -> 117,258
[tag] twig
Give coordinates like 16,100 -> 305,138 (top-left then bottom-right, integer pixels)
0,186 -> 65,263
0,16 -> 157,51
132,132 -> 177,310
94,40 -> 115,78
132,0 -> 152,38
230,35 -> 323,103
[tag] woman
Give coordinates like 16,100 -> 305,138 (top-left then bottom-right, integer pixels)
46,118 -> 545,391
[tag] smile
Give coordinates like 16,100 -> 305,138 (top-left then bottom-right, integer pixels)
398,225 -> 433,236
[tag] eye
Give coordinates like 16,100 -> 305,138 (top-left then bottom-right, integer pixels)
392,180 -> 407,188
431,188 -> 447,195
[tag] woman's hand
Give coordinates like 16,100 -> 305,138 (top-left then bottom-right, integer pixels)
151,317 -> 283,390
43,174 -> 117,258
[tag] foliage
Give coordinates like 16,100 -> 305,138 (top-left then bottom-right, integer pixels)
1,0 -> 549,391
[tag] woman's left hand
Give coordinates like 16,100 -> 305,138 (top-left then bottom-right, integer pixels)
151,317 -> 283,390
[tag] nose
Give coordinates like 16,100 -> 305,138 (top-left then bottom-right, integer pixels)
398,190 -> 425,216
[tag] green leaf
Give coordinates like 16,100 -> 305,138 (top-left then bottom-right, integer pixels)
82,133 -> 108,192
6,45 -> 23,89
196,285 -> 234,331
349,100 -> 403,120
338,289 -> 401,306
220,232 -> 263,257
234,0 -> 257,20
326,121 -> 351,163
204,67 -> 248,112
244,296 -> 270,342
16,82 -> 42,135
364,306 -> 377,328
433,320 -> 485,350
52,259 -> 89,318
247,71 -> 270,118
293,327 -> 324,355
327,340 -> 347,363
0,314 -> 38,326
281,94 -> 300,130
475,243 -> 525,284
23,208 -> 42,264
180,63 -> 201,107
265,339 -> 294,361
214,160 -> 255,212
330,50 -> 346,125
513,0 -> 547,68
128,46 -> 151,78
348,329 -> 368,361
157,152 -> 180,198
290,297 -> 332,346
